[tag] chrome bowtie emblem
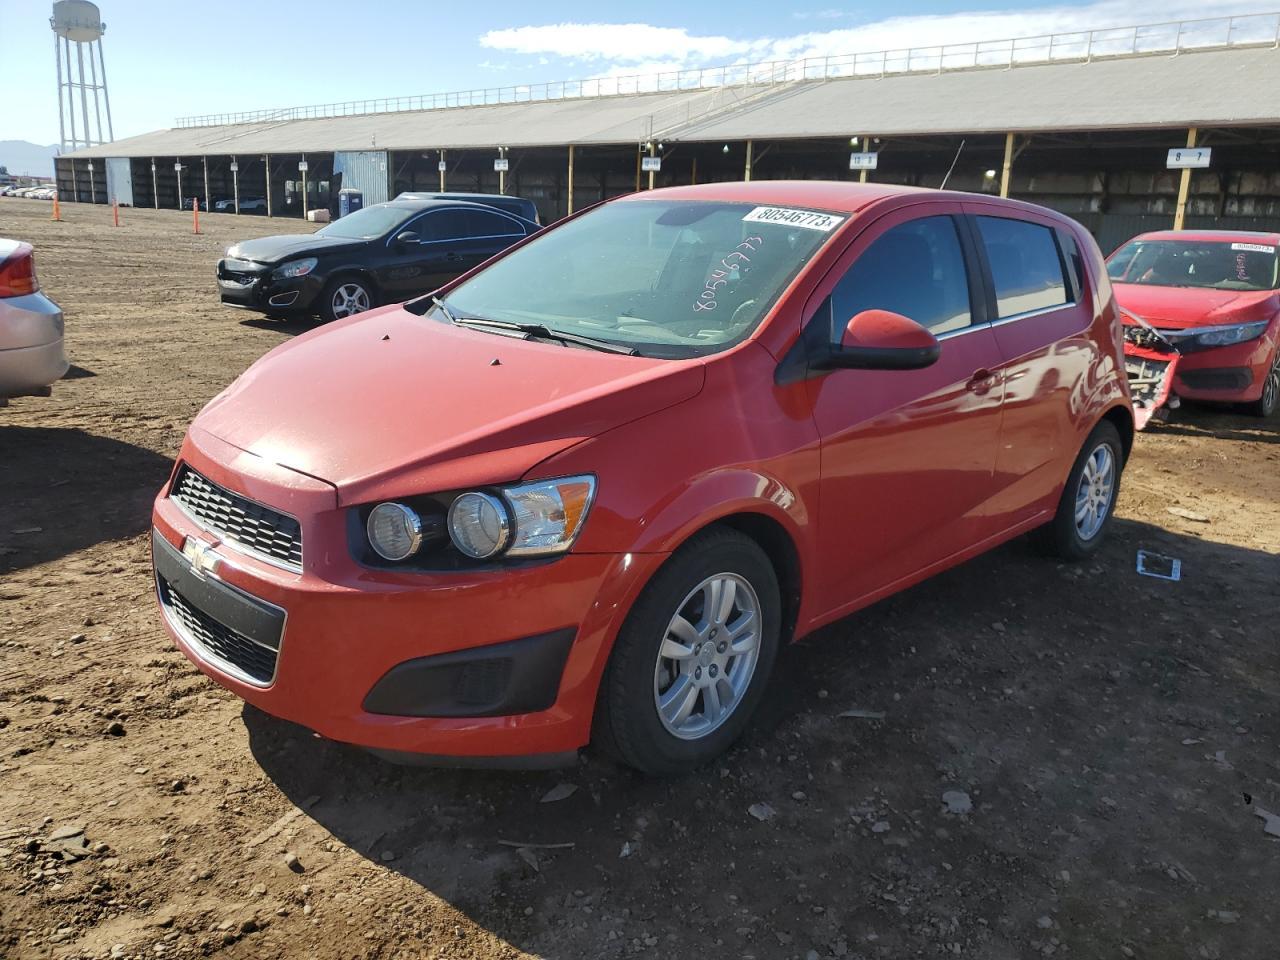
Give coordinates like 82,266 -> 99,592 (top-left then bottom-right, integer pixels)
181,536 -> 221,578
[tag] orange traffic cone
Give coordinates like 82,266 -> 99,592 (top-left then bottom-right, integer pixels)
51,195 -> 62,221
193,197 -> 200,234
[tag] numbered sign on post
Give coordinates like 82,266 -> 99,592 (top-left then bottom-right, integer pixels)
298,160 -> 309,172
1166,148 -> 1211,169
229,162 -> 239,172
641,156 -> 662,172
493,158 -> 510,172
849,152 -> 879,171
438,160 -> 447,173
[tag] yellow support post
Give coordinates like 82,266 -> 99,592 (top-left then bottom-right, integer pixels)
1173,127 -> 1197,231
691,154 -> 698,185
744,140 -> 753,182
1000,132 -> 1015,198
439,149 -> 446,192
647,141 -> 656,190
567,145 -> 575,214
634,148 -> 641,192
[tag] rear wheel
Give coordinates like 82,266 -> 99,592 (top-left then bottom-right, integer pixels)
319,276 -> 375,322
1247,350 -> 1280,418
595,527 -> 780,776
1040,420 -> 1123,560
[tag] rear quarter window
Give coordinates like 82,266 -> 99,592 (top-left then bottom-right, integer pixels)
976,216 -> 1071,318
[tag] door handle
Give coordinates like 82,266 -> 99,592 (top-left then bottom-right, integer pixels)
444,252 -> 463,262
967,368 -> 997,393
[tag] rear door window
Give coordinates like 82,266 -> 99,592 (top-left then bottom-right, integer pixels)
831,215 -> 973,335
976,216 -> 1070,318
416,209 -> 471,242
465,209 -> 525,238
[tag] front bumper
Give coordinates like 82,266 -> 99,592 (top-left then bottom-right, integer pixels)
216,259 -> 323,314
151,428 -> 664,760
1122,324 -> 1277,421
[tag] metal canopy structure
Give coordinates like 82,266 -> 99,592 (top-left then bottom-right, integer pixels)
62,42 -> 1280,161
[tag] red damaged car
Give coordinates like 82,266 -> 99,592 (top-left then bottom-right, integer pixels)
1108,230 -> 1280,427
152,182 -> 1132,774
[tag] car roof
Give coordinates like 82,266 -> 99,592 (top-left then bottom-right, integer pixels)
620,180 -> 1088,226
380,198 -> 526,214
626,180 -> 959,215
397,191 -> 533,204
1128,229 -> 1280,246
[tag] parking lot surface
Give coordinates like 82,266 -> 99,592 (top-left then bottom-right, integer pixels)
1,198 -> 1278,959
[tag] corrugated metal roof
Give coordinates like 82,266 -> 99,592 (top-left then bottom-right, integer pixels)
64,45 -> 1280,160
678,46 -> 1280,140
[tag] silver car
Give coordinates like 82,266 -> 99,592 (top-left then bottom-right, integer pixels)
0,238 -> 68,405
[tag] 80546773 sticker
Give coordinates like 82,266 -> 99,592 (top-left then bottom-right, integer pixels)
742,207 -> 845,232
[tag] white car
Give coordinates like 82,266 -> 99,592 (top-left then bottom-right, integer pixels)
0,238 -> 68,405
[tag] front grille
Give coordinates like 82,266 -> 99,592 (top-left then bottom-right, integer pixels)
1178,367 -> 1252,391
158,574 -> 279,684
170,466 -> 303,570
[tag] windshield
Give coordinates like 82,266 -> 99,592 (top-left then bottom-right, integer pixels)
317,203 -> 411,240
1107,239 -> 1279,291
429,199 -> 844,358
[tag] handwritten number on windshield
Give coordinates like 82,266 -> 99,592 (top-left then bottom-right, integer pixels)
694,236 -> 764,312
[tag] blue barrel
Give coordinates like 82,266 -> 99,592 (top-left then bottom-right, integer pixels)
338,188 -> 363,218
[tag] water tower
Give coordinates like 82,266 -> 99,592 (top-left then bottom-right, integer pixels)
50,0 -> 114,152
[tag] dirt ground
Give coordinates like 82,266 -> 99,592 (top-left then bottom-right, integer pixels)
1,197 -> 1278,960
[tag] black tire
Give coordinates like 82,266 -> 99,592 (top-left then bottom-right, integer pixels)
318,275 -> 376,323
1039,419 -> 1124,561
595,527 -> 781,776
1246,350 -> 1280,418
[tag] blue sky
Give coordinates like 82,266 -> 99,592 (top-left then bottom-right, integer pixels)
0,0 -> 1260,146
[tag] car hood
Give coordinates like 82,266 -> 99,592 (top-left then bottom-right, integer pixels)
192,307 -> 706,505
1112,283 -> 1279,329
225,233 -> 363,265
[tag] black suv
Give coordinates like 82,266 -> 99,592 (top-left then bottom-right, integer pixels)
216,199 -> 538,322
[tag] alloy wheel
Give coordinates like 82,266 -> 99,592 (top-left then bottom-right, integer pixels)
1263,353 -> 1280,414
330,282 -> 370,319
1074,442 -> 1115,541
653,573 -> 761,741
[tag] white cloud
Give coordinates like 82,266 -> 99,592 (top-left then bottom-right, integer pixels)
792,9 -> 857,20
480,0 -> 1268,76
480,22 -> 762,63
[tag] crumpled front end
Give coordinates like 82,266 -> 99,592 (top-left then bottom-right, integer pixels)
1122,323 -> 1181,430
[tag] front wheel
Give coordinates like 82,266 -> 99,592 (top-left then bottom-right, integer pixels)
1040,420 -> 1123,560
319,277 -> 375,323
1247,350 -> 1280,418
595,527 -> 780,776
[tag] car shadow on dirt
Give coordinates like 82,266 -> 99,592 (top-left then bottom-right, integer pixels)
241,517 -> 1279,957
0,426 -> 172,574
1148,406 -> 1280,444
237,315 -> 327,336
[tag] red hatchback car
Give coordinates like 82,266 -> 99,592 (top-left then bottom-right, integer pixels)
152,182 -> 1133,774
1108,230 -> 1280,427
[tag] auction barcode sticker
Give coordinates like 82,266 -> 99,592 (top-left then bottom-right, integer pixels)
1231,242 -> 1276,253
743,207 -> 845,232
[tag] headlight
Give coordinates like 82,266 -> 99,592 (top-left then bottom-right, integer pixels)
502,476 -> 596,557
1188,319 -> 1269,347
272,257 -> 317,279
448,492 -> 511,559
367,502 -> 424,561
445,475 -> 596,560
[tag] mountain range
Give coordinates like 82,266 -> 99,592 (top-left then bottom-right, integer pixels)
0,141 -> 59,178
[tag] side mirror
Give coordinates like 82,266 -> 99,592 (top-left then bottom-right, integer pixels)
394,230 -> 420,246
817,309 -> 940,371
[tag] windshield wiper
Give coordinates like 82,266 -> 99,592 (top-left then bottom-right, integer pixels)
452,316 -> 638,356
429,295 -> 459,325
